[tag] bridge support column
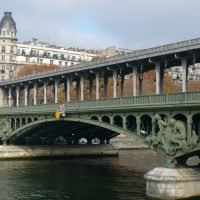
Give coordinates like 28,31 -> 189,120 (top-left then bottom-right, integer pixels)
132,67 -> 137,96
89,78 -> 93,99
139,72 -> 143,96
96,72 -> 100,100
14,118 -> 17,129
76,80 -> 80,101
19,118 -> 22,127
136,117 -> 141,135
43,82 -> 47,104
123,117 -> 127,130
187,116 -> 192,145
121,74 -> 125,97
66,77 -> 70,102
155,62 -> 163,95
0,88 -> 8,107
24,85 -> 28,106
16,86 -> 19,107
80,74 -> 84,101
182,57 -> 188,92
64,82 -> 67,102
151,116 -> 156,136
110,117 -> 114,126
104,74 -> 108,98
113,69 -> 117,98
8,87 -> 12,107
33,83 -> 38,105
54,80 -> 58,104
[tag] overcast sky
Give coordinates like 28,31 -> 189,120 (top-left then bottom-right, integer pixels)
1,0 -> 200,50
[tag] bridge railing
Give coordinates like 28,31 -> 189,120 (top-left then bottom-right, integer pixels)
0,91 -> 200,114
67,91 -> 200,110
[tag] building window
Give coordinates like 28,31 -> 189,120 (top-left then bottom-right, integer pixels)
22,49 -> 25,55
12,66 -> 16,71
40,59 -> 43,64
10,46 -> 14,53
3,31 -> 6,36
31,50 -> 36,55
10,56 -> 14,61
9,66 -> 15,72
50,60 -> 54,64
11,32 -> 13,37
59,61 -> 62,66
2,55 -> 5,61
1,76 -> 5,80
60,54 -> 64,60
17,49 -> 20,55
65,62 -> 68,66
2,46 -> 6,53
53,54 -> 58,59
26,57 -> 30,62
1,65 -> 5,73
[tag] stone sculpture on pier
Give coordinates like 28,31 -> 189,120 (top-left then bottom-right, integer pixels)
0,118 -> 12,145
145,114 -> 198,156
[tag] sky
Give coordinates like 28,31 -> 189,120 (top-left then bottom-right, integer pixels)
1,0 -> 200,50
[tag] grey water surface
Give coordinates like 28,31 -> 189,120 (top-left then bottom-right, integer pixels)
0,149 -> 170,200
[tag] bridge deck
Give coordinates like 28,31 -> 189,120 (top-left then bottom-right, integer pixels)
0,37 -> 200,86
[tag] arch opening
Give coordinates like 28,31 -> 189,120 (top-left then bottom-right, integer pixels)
10,119 -> 123,146
102,116 -> 110,124
174,114 -> 187,123
192,113 -> 200,142
126,115 -> 136,132
91,116 -> 99,121
113,115 -> 123,128
140,115 -> 152,137
22,118 -> 26,126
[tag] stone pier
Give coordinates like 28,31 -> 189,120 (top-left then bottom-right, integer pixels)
144,167 -> 200,199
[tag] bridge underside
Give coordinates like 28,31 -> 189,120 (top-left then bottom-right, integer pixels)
8,120 -> 119,146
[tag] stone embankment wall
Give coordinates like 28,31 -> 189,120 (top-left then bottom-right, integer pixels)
0,145 -> 118,159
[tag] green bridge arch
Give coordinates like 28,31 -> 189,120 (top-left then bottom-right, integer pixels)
8,117 -> 144,145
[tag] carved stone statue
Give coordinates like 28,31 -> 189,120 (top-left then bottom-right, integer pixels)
0,117 -> 12,145
145,115 -> 198,156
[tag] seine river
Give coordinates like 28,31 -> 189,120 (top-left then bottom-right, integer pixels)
0,149 -> 193,200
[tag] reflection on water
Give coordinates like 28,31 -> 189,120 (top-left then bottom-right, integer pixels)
0,149 -> 197,200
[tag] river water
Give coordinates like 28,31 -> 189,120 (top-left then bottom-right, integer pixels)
0,149 -> 195,200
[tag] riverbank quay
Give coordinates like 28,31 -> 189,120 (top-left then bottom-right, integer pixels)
0,145 -> 118,160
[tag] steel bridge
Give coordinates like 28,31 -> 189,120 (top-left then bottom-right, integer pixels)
0,37 -> 200,164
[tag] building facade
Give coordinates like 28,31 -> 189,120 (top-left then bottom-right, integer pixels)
0,12 -> 17,80
16,38 -> 97,68
0,12 -> 97,81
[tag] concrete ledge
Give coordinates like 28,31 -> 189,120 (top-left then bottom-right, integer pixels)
144,167 -> 200,200
0,145 -> 118,159
111,140 -> 149,150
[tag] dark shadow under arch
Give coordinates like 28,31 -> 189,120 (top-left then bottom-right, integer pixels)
102,116 -> 110,124
113,115 -> 123,128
